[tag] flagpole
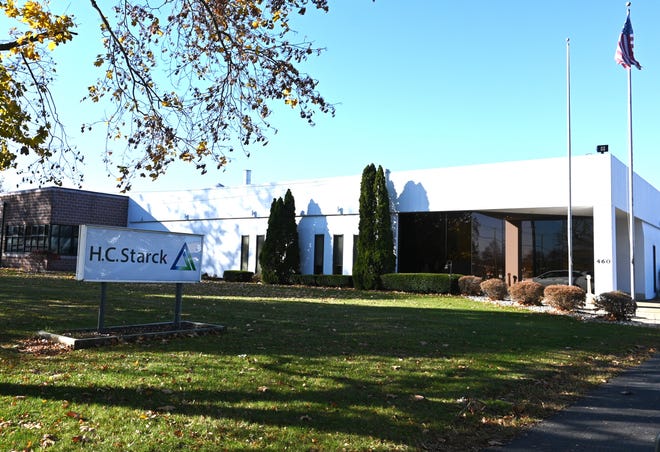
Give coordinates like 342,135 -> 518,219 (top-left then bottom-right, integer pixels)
615,1 -> 639,300
627,61 -> 635,299
624,2 -> 636,300
566,38 -> 574,288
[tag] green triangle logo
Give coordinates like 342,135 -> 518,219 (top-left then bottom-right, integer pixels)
170,243 -> 196,271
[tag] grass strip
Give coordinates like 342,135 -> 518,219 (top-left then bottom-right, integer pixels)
0,269 -> 657,450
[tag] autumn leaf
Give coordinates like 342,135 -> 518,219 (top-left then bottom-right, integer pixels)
40,433 -> 58,447
65,411 -> 85,421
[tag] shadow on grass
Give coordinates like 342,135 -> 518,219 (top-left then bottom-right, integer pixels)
1,273 -> 658,449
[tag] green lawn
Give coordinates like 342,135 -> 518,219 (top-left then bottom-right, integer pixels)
0,269 -> 658,451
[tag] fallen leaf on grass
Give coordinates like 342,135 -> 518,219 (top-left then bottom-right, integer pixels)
257,386 -> 269,393
71,435 -> 91,444
410,394 -> 425,401
65,411 -> 85,421
40,433 -> 58,447
139,411 -> 159,419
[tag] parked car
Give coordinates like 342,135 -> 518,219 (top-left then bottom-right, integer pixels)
532,270 -> 591,292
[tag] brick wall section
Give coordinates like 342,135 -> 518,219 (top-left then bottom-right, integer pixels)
0,187 -> 128,272
49,189 -> 128,226
0,190 -> 53,224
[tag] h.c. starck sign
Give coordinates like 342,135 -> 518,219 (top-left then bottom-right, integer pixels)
76,225 -> 203,283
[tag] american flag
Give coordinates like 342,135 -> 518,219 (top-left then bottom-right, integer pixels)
615,14 -> 641,70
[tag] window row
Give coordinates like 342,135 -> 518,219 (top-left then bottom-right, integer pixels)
240,234 -> 355,275
3,224 -> 79,256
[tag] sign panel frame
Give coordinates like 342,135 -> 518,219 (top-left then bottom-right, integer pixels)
76,225 -> 204,283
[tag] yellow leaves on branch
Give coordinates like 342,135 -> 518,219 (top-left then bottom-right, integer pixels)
281,87 -> 298,108
1,0 -> 74,60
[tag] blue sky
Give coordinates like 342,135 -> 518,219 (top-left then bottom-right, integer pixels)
3,1 -> 660,193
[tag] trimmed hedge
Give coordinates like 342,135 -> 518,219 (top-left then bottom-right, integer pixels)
595,291 -> 637,321
480,278 -> 508,301
291,274 -> 354,288
509,280 -> 544,306
543,285 -> 585,312
222,270 -> 254,282
380,273 -> 460,294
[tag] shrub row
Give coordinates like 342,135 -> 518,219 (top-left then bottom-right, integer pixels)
290,274 -> 354,288
380,273 -> 460,294
222,270 -> 254,282
221,271 -> 638,321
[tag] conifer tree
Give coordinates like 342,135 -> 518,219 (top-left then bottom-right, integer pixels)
374,165 -> 395,275
354,163 -> 395,290
353,164 -> 378,289
282,189 -> 301,278
260,189 -> 300,284
260,197 -> 283,284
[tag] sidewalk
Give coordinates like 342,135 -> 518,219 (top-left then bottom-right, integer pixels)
489,351 -> 660,451
631,301 -> 660,327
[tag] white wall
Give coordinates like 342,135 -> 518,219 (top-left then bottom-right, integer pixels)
128,154 -> 660,298
129,176 -> 362,277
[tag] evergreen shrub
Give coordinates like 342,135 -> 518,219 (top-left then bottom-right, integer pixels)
380,273 -> 459,294
594,291 -> 637,321
480,278 -> 508,300
291,274 -> 353,288
223,270 -> 254,282
543,285 -> 585,312
509,280 -> 544,306
458,275 -> 483,296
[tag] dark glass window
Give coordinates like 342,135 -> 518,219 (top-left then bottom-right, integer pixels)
471,213 -> 505,279
255,235 -> 265,274
240,235 -> 249,271
3,224 -> 81,256
397,211 -> 504,279
314,234 -> 324,275
520,217 -> 593,279
333,235 -> 344,275
4,225 -> 24,253
52,225 -> 78,256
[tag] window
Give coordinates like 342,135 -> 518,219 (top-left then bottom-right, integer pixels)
3,223 -> 80,256
397,211 -> 503,278
240,235 -> 250,271
255,235 -> 265,274
333,235 -> 344,275
520,217 -> 593,279
314,234 -> 324,275
4,225 -> 25,253
25,225 -> 49,251
49,225 -> 78,256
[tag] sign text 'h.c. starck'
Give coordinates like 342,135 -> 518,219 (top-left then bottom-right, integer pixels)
88,246 -> 168,265
76,225 -> 204,283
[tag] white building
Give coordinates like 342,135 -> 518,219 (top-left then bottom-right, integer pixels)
127,153 -> 660,300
